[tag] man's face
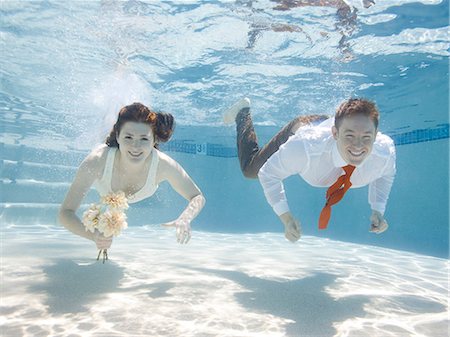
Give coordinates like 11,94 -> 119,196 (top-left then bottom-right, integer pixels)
332,114 -> 377,166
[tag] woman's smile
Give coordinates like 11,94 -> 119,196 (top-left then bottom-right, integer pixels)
128,151 -> 143,158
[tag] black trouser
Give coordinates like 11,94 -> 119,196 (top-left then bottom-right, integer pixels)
236,108 -> 328,179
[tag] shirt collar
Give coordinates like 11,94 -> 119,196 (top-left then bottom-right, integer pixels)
332,141 -> 347,168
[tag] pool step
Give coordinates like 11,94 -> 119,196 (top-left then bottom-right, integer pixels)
1,159 -> 77,183
0,143 -> 86,167
0,178 -> 97,204
0,143 -> 84,205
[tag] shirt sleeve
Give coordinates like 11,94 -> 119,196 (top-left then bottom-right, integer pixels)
368,142 -> 396,215
257,136 -> 309,216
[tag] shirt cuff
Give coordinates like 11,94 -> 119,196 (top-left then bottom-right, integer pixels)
273,201 -> 290,216
370,202 -> 386,215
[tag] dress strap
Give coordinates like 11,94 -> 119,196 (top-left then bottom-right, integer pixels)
104,147 -> 117,191
147,149 -> 159,181
93,146 -> 117,196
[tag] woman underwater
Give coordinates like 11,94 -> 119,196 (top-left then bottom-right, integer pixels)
59,102 -> 205,250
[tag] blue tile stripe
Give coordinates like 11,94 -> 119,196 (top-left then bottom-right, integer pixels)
1,124 -> 447,161
162,141 -> 237,157
161,124 -> 449,158
388,124 -> 449,146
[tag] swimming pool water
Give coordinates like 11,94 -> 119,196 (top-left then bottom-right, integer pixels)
1,1 -> 449,336
1,2 -> 449,254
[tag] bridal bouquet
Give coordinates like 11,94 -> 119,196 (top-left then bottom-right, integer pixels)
82,191 -> 129,263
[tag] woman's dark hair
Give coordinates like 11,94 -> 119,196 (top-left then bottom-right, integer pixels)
335,98 -> 379,130
106,102 -> 175,148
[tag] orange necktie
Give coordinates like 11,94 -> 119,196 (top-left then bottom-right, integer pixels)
318,165 -> 356,229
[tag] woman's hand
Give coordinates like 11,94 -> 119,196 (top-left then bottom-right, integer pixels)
94,230 -> 113,249
162,219 -> 192,244
160,195 -> 204,244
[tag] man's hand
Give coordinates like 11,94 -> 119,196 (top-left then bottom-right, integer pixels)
369,210 -> 389,234
279,212 -> 301,242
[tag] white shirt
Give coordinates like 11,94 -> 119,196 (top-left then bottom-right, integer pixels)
258,118 -> 396,216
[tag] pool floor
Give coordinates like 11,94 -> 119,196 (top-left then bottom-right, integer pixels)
1,225 -> 448,337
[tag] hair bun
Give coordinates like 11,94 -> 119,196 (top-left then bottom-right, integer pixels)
155,112 -> 175,143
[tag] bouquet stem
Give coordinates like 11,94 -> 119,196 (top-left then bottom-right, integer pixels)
97,249 -> 108,263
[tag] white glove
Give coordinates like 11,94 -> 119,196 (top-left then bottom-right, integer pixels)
162,194 -> 205,244
369,210 -> 389,234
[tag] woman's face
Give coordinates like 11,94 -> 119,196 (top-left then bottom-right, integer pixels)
116,122 -> 155,163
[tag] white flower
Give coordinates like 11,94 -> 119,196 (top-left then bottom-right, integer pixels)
82,204 -> 101,233
101,191 -> 129,210
82,192 -> 129,240
97,209 -> 128,238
